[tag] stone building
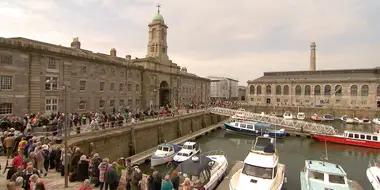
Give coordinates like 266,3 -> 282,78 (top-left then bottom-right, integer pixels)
247,42 -> 380,109
238,86 -> 246,101
209,77 -> 239,101
0,7 -> 210,116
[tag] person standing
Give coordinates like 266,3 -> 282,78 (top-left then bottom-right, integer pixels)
106,162 -> 119,190
4,133 -> 15,158
161,174 -> 173,190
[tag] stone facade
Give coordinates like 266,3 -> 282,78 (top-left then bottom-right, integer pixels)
238,86 -> 246,101
0,10 -> 210,116
247,68 -> 380,109
209,77 -> 239,101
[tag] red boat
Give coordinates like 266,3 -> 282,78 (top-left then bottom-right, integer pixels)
311,129 -> 380,149
311,113 -> 322,121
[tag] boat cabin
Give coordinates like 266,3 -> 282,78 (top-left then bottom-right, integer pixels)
176,149 -> 195,158
177,156 -> 216,186
182,142 -> 198,151
344,131 -> 379,142
157,144 -> 174,152
304,160 -> 349,187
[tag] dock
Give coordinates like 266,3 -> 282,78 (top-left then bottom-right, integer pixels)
128,120 -> 226,164
216,161 -> 243,190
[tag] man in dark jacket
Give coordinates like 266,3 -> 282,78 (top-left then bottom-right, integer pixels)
106,162 -> 120,190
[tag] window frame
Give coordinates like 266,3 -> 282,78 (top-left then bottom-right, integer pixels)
0,75 -> 13,90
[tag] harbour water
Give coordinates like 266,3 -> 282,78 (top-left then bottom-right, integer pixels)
142,120 -> 380,190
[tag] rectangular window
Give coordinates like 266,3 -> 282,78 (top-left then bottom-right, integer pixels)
79,101 -> 86,110
127,71 -> 132,78
136,99 -> 140,106
136,73 -> 140,80
0,55 -> 13,65
45,98 -> 58,112
79,80 -> 86,91
360,134 -> 365,140
247,125 -> 254,129
128,84 -> 132,91
80,66 -> 87,74
110,100 -> 115,107
348,133 -> 353,138
119,99 -> 125,106
136,84 -> 140,93
100,82 -> 105,92
45,77 -> 58,91
110,83 -> 115,91
119,83 -> 124,92
373,136 -> 378,141
366,135 -> 371,140
354,134 -> 359,138
99,99 -> 105,108
48,57 -> 57,69
120,71 -> 125,78
0,75 -> 13,90
0,103 -> 12,115
128,98 -> 132,106
240,124 -> 246,128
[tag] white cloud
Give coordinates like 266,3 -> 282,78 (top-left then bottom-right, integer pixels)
0,0 -> 379,85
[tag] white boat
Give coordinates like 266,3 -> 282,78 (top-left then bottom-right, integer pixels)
322,114 -> 334,121
341,115 -> 354,124
354,117 -> 372,124
173,141 -> 200,163
283,111 -> 293,120
176,150 -> 228,190
297,112 -> 306,120
367,159 -> 380,190
150,143 -> 181,167
229,135 -> 286,190
363,117 -> 372,124
373,118 -> 380,125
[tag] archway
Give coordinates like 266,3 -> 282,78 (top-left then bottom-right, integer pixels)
159,81 -> 170,107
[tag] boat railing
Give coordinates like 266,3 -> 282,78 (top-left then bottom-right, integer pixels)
201,149 -> 227,158
367,159 -> 380,188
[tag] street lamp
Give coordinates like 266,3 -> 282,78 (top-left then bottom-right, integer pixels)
46,79 -> 69,188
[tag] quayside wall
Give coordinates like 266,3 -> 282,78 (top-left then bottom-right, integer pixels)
68,111 -> 229,161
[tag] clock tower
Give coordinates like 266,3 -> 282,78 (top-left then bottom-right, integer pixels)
147,4 -> 169,60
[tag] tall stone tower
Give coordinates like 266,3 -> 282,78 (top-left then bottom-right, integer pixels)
310,42 -> 316,71
146,4 -> 169,60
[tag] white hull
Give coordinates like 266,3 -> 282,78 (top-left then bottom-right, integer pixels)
151,155 -> 174,167
367,166 -> 380,190
204,155 -> 229,190
173,150 -> 200,163
373,118 -> 380,125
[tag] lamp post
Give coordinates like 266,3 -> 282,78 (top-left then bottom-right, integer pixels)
46,79 -> 69,188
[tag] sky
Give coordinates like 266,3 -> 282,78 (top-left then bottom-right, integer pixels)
1,0 -> 380,85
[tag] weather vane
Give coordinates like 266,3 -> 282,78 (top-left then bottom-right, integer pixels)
156,3 -> 161,14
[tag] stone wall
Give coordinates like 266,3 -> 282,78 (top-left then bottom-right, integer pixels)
70,111 -> 226,161
242,105 -> 380,118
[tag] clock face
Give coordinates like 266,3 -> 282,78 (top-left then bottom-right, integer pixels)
150,46 -> 155,52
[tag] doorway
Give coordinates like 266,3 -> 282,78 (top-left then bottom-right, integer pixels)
159,81 -> 170,106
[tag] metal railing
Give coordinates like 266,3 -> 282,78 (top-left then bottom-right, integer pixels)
210,107 -> 338,135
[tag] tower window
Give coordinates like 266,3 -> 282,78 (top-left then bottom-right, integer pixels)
162,47 -> 166,53
161,29 -> 165,40
152,28 -> 156,40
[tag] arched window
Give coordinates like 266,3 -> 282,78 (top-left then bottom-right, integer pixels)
266,85 -> 271,95
377,85 -> 380,97
361,85 -> 369,96
249,85 -> 255,95
161,29 -> 165,40
276,85 -> 281,95
324,85 -> 331,96
335,85 -> 342,96
295,85 -> 302,96
151,28 -> 156,40
304,85 -> 311,96
314,85 -> 321,96
350,85 -> 357,96
283,85 -> 289,95
257,85 -> 262,95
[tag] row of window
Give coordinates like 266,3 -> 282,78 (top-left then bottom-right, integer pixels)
249,84 -> 378,97
0,55 -> 13,65
346,132 -> 378,141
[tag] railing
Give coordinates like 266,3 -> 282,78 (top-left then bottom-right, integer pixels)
210,107 -> 338,135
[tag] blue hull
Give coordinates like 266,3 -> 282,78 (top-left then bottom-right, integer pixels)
224,123 -> 285,137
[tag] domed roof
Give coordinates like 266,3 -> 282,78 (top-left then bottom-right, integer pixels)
152,12 -> 164,23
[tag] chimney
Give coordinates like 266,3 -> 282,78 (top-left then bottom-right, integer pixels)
71,37 -> 81,49
310,42 -> 316,71
110,48 -> 116,57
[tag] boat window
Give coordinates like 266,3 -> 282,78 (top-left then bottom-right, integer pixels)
189,152 -> 193,156
183,145 -> 193,150
348,133 -> 353,138
199,170 -> 210,185
240,124 -> 247,128
182,153 -> 189,157
247,125 -> 254,129
162,146 -> 170,152
328,174 -> 345,184
235,123 -> 239,126
272,166 -> 277,179
242,163 -> 273,179
208,161 -> 218,170
308,171 -> 324,181
354,134 -> 359,138
360,134 -> 365,140
158,145 -> 163,150
373,136 -> 378,141
366,135 -> 371,140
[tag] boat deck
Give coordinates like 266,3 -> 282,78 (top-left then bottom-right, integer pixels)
349,180 -> 364,190
127,120 -> 226,164
217,161 -> 243,190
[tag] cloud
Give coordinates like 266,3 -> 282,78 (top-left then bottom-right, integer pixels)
1,0 -> 379,85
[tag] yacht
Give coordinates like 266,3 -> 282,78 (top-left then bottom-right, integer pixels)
283,111 -> 293,120
173,141 -> 200,163
322,114 -> 334,121
341,115 -> 354,124
297,112 -> 306,120
367,159 -> 380,190
373,117 -> 380,125
150,143 -> 181,167
300,160 -> 362,190
176,150 -> 228,190
354,117 -> 372,124
229,135 -> 286,190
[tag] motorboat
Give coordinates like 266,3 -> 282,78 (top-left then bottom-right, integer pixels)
341,115 -> 354,124
366,159 -> 380,190
297,112 -> 306,120
354,117 -> 372,124
173,141 -> 200,163
224,120 -> 286,137
300,159 -> 361,190
151,143 -> 181,167
311,113 -> 322,122
176,150 -> 228,190
311,128 -> 380,149
229,135 -> 286,190
322,114 -> 334,121
283,111 -> 293,120
363,117 -> 372,124
373,117 -> 380,125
